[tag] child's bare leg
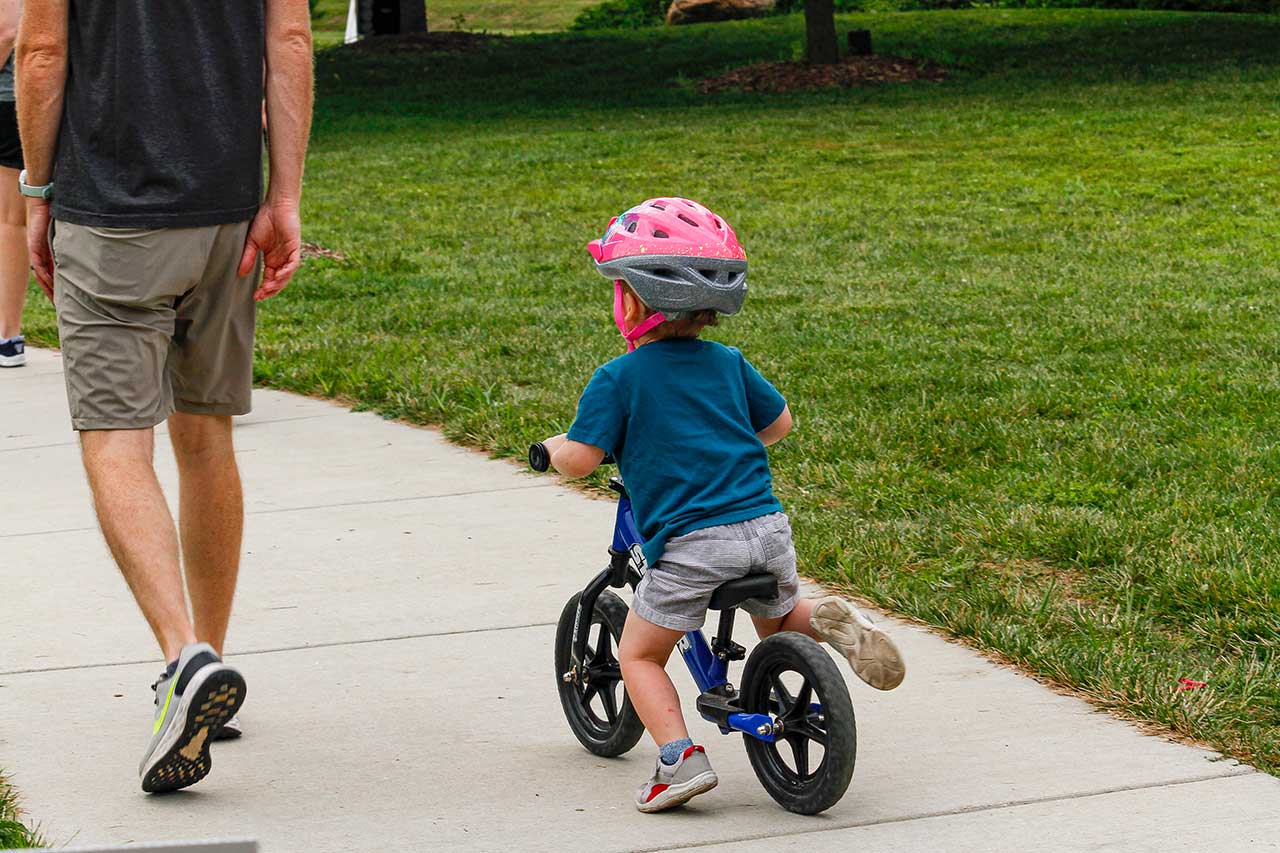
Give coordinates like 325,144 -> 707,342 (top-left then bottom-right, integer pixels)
618,610 -> 690,746
751,598 -> 817,640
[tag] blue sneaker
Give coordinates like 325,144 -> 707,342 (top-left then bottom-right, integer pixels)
0,335 -> 24,368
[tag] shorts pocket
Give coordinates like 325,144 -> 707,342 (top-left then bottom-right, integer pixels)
758,516 -> 795,565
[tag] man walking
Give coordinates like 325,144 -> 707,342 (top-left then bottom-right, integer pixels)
16,0 -> 313,792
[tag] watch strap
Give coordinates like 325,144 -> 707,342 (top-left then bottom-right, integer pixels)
18,169 -> 53,200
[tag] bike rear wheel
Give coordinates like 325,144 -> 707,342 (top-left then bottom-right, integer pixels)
554,591 -> 645,757
740,632 -> 856,814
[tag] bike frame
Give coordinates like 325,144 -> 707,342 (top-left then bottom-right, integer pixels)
569,478 -> 777,744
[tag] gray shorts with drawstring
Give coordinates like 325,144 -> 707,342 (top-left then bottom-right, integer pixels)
632,512 -> 801,632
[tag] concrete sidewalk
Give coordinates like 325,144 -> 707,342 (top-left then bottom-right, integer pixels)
2,347 -> 1277,852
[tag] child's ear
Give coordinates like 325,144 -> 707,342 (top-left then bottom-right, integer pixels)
622,289 -> 649,323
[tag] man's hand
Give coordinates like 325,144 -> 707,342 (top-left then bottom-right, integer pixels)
238,198 -> 301,302
26,198 -> 53,299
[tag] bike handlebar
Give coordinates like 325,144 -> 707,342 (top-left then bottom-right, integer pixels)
528,442 -> 615,472
528,441 -> 552,472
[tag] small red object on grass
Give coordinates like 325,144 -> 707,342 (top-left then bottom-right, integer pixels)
1176,678 -> 1207,691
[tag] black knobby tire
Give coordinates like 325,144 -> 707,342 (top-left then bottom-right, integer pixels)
740,632 -> 856,814
554,591 -> 645,757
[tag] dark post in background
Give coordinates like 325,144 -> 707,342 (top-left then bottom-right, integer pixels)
355,0 -> 427,36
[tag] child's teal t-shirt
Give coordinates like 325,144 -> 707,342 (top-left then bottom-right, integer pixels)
566,338 -> 786,569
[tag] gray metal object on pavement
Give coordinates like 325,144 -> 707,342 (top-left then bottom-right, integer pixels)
3,842 -> 255,853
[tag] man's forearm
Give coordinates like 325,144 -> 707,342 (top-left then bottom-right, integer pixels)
15,0 -> 68,185
263,0 -> 313,204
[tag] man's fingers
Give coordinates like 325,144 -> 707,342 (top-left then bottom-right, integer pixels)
275,255 -> 300,287
254,280 -> 285,302
252,242 -> 302,302
237,239 -> 260,278
253,263 -> 285,302
30,246 -> 54,289
34,260 -> 54,299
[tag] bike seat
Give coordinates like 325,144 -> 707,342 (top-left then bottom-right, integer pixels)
708,573 -> 778,611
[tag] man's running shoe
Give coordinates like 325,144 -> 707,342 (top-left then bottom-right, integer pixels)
139,642 -> 246,793
635,745 -> 718,813
0,336 -> 24,368
811,596 -> 906,691
214,716 -> 243,741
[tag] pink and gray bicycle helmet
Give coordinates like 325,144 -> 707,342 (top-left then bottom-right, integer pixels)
587,197 -> 748,319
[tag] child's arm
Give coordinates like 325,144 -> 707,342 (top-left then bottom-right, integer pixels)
542,432 -> 607,478
738,349 -> 791,447
756,404 -> 793,447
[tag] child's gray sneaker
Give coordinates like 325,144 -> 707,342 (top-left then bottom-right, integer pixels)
139,642 -> 246,793
635,744 -> 718,813
811,597 -> 906,691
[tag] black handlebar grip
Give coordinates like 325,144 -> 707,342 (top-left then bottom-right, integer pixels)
528,442 -> 551,472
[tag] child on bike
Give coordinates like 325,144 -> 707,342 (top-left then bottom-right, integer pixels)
540,198 -> 906,813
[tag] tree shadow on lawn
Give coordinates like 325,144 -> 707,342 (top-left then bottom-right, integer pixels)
314,9 -> 1280,120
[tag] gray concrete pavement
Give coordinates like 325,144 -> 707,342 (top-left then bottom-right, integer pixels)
2,347 -> 1278,851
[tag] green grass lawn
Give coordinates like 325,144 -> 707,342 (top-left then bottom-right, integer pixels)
20,8 -> 1280,775
310,0 -> 600,33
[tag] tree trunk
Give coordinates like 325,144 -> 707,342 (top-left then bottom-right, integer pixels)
804,0 -> 839,65
363,0 -> 427,35
405,0 -> 427,32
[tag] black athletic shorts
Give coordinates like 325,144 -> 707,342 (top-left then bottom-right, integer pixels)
0,101 -> 23,170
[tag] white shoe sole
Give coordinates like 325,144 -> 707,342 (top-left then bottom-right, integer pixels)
811,597 -> 906,691
637,771 -> 719,813
0,353 -> 25,368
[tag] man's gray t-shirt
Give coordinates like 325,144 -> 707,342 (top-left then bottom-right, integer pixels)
0,53 -> 14,103
52,0 -> 266,229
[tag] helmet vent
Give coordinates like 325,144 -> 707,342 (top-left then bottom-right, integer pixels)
650,202 -> 667,210
712,217 -> 722,229
625,220 -> 638,233
700,270 -> 716,280
677,213 -> 700,228
652,229 -> 670,239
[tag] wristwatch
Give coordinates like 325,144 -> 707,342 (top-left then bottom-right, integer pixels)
18,169 -> 53,200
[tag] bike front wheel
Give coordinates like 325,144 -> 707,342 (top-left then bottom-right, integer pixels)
554,591 -> 645,757
740,631 -> 856,814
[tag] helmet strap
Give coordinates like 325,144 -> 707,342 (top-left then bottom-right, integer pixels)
613,280 -> 666,352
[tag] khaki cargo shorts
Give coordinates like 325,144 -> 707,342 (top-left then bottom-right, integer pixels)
52,221 -> 261,431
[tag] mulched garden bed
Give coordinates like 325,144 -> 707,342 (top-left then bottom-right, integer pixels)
697,55 -> 947,94
345,31 -> 502,54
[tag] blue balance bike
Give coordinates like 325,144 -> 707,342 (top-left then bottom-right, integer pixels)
529,443 -> 856,815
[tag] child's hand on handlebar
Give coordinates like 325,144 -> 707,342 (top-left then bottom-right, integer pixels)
541,433 -> 569,457
530,433 -> 607,479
